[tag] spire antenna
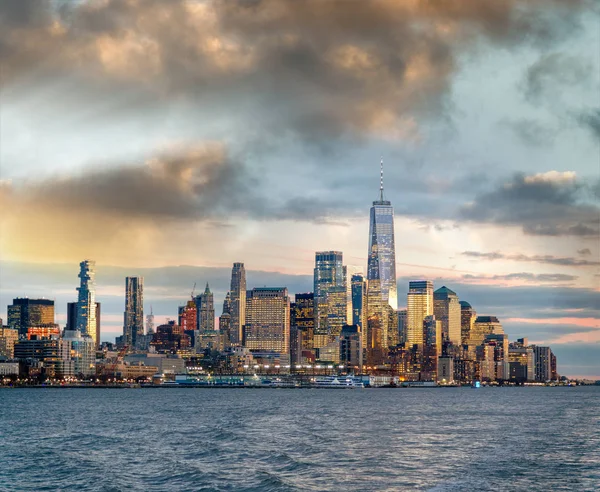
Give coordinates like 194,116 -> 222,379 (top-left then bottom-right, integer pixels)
379,157 -> 384,201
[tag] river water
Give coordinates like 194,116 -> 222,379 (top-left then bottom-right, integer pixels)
1,387 -> 598,491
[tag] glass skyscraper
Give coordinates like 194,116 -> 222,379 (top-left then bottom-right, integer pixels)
313,251 -> 345,336
123,276 -> 144,348
367,159 -> 397,349
76,260 -> 98,347
229,263 -> 246,345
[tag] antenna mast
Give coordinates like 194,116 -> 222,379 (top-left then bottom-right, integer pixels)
379,157 -> 384,201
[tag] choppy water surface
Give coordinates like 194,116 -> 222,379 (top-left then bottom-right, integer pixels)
1,387 -> 599,491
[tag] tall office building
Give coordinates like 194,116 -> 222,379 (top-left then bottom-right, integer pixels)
470,316 -> 504,347
397,309 -> 408,345
351,274 -> 368,349
229,263 -> 246,345
367,159 -> 397,349
146,307 -> 155,335
122,277 -> 144,348
433,286 -> 461,345
344,266 -> 362,324
244,287 -> 290,353
406,280 -> 434,349
422,315 -> 442,380
196,283 -> 215,333
326,286 -> 348,337
314,251 -> 345,336
534,346 -> 554,382
7,298 -> 55,337
293,293 -> 315,352
76,260 -> 98,347
459,301 -> 476,345
67,301 -> 100,347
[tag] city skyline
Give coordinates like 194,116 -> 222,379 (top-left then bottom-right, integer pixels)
0,1 -> 598,378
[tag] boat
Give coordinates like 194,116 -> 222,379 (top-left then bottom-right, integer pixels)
312,376 -> 365,388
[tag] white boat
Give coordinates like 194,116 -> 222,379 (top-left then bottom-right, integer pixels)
313,376 -> 364,388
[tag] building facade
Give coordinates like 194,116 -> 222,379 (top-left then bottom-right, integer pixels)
314,251 -> 345,336
244,288 -> 290,354
123,276 -> 144,349
195,283 -> 215,333
76,260 -> 98,347
433,286 -> 461,345
229,263 -> 246,345
7,298 -> 55,337
406,280 -> 434,349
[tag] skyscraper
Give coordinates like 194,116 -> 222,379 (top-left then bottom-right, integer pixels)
196,283 -> 215,333
422,315 -> 442,380
123,276 -> 144,348
7,298 -> 55,337
229,263 -> 246,345
244,287 -> 290,353
367,159 -> 397,349
76,260 -> 98,347
68,301 -> 100,347
351,274 -> 368,349
470,316 -> 504,347
433,286 -> 461,345
459,301 -> 476,345
406,280 -> 434,349
314,251 -> 345,337
293,292 -> 315,353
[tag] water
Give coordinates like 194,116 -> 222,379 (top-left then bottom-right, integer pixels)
1,387 -> 599,491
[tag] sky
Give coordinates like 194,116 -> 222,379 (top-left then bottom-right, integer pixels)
0,0 -> 598,378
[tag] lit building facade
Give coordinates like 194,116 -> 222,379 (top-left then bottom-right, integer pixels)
470,316 -> 504,347
459,301 -> 476,345
229,263 -> 246,345
367,159 -> 398,313
7,298 -> 55,337
433,286 -> 461,345
123,276 -> 144,349
326,286 -> 348,337
76,260 -> 98,347
314,251 -> 345,335
397,309 -> 407,345
422,315 -> 441,380
351,274 -> 368,349
195,283 -> 215,333
0,327 -> 19,359
406,280 -> 434,349
245,287 -> 290,354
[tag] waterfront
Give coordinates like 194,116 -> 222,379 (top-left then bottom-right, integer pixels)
1,387 -> 599,491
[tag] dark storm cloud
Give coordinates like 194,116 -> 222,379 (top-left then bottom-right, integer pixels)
461,251 -> 600,267
0,144 -> 356,224
460,172 -> 600,237
0,0 -> 593,144
578,248 -> 592,256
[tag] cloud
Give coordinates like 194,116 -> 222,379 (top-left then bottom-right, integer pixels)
459,172 -> 600,237
523,52 -> 593,103
578,248 -> 592,256
462,272 -> 578,283
578,108 -> 600,141
0,0 -> 593,145
502,118 -> 557,147
461,251 -> 599,267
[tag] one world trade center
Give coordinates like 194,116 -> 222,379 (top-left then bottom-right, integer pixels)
367,159 -> 397,351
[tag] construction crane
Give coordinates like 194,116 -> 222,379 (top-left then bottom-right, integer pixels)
191,282 -> 197,300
